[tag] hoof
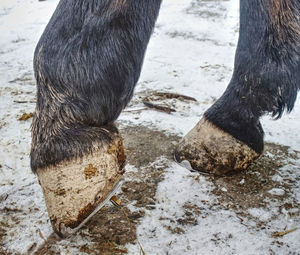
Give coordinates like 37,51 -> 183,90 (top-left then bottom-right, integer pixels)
174,117 -> 260,175
36,132 -> 125,237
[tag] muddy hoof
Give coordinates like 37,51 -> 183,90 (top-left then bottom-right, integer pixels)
174,117 -> 260,175
36,132 -> 125,237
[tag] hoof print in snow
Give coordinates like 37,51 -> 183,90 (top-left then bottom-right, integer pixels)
36,132 -> 126,237
174,117 -> 260,176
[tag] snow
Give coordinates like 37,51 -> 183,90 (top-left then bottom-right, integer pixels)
247,208 -> 273,222
0,0 -> 299,254
127,163 -> 300,255
221,187 -> 228,192
268,188 -> 285,196
271,175 -> 284,183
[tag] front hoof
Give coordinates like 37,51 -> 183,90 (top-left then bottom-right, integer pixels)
174,117 -> 260,175
36,131 -> 125,237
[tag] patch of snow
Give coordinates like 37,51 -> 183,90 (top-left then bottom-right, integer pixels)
277,162 -> 300,203
271,175 -> 284,183
268,188 -> 285,196
127,164 -> 300,254
247,208 -> 273,222
124,164 -> 138,174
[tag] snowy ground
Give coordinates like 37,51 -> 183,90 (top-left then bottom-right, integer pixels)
0,0 -> 299,254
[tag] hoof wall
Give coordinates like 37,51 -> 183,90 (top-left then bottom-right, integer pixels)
37,133 -> 125,237
174,118 -> 260,176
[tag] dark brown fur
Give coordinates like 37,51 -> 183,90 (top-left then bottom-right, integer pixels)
109,0 -> 127,12
266,0 -> 300,45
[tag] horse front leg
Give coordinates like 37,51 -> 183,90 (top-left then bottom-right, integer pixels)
31,0 -> 162,237
175,0 -> 300,175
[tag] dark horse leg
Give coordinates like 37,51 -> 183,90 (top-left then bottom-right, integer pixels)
31,0 -> 162,236
175,0 -> 300,175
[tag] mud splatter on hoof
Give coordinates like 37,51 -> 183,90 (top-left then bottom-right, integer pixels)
36,131 -> 125,237
175,117 -> 260,175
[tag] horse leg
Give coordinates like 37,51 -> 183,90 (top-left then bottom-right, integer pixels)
31,0 -> 162,237
175,0 -> 300,175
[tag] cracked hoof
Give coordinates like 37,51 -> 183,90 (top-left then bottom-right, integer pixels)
36,132 -> 125,237
174,117 -> 260,176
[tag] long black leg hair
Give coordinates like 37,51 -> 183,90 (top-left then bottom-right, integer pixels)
205,0 -> 300,153
31,0 -> 163,172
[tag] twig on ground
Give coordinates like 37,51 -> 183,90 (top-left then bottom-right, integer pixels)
38,229 -> 46,242
14,100 -> 36,104
3,164 -> 13,170
110,196 -> 146,255
122,107 -> 148,112
153,92 -> 197,102
142,100 -> 176,114
272,228 -> 297,237
142,91 -> 197,114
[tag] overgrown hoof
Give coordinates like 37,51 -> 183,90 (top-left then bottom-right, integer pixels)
36,131 -> 126,237
174,117 -> 260,176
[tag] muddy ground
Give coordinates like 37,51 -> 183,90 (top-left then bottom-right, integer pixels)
0,86 -> 299,254
1,120 -> 297,255
1,0 -> 299,254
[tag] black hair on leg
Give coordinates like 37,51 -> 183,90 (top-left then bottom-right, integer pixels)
31,0 -> 163,172
205,0 -> 300,153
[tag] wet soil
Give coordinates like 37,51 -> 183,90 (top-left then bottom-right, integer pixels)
210,143 -> 300,224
